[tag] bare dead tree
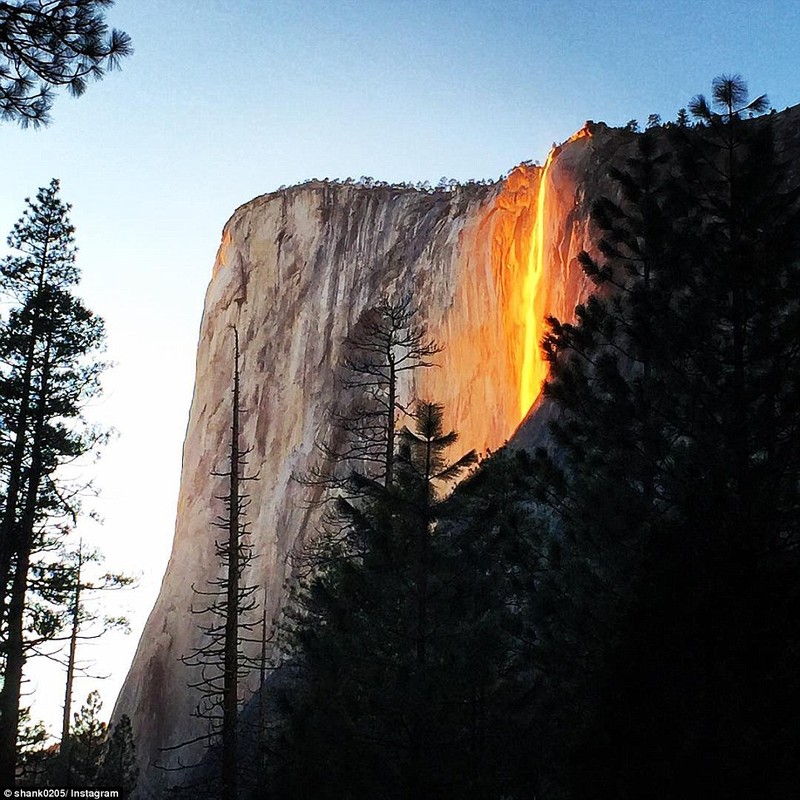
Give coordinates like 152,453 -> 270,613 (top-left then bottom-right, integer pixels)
162,327 -> 260,800
293,292 -> 441,576
334,292 -> 442,488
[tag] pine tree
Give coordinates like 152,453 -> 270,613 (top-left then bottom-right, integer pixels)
56,542 -> 132,783
97,714 -> 138,794
0,0 -> 132,127
278,401 -> 476,799
434,446 -> 554,797
68,690 -> 107,786
15,707 -> 51,786
295,293 -> 441,580
0,179 -> 107,785
527,77 -> 800,797
322,293 -> 441,488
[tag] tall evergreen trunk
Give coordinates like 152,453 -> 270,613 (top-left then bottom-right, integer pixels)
0,334 -> 51,785
410,432 -> 435,796
415,435 -> 432,670
726,120 -> 746,497
0,541 -> 31,782
0,245 -> 49,628
0,338 -> 35,609
59,543 -> 83,785
721,114 -> 753,542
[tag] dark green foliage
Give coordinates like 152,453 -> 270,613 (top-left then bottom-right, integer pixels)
0,0 -> 132,126
15,707 -> 51,785
688,72 -> 769,124
438,446 -> 555,797
276,402 -> 492,799
0,179 -> 108,784
57,542 -> 132,781
97,714 -> 139,794
527,77 -> 800,798
646,112 -> 661,129
67,690 -> 106,786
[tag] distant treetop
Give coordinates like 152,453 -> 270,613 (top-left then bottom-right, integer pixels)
689,73 -> 768,123
0,0 -> 132,127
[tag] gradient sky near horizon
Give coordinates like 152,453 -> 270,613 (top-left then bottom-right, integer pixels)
2,0 -> 799,735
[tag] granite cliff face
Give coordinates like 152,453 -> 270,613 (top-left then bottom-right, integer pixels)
114,124 -> 618,795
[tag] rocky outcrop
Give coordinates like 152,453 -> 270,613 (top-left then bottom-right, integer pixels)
113,123 -> 628,796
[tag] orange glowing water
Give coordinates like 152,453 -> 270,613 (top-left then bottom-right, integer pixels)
427,128 -> 590,448
518,150 -> 554,418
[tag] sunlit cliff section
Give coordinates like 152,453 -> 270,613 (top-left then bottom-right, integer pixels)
484,126 -> 594,423
114,129 -> 602,798
409,165 -> 542,455
489,161 -> 547,420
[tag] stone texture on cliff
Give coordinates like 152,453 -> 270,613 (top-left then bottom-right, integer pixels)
113,127 -> 611,796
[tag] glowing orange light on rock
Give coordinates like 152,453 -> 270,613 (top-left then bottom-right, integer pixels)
491,128 -> 594,426
518,150 -> 554,418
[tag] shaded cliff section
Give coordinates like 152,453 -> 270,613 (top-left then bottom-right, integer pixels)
113,124 -> 622,797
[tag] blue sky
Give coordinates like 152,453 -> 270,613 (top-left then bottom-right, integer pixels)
2,0 -> 798,733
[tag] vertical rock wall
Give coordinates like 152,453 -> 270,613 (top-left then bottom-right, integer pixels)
114,127 -> 607,796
